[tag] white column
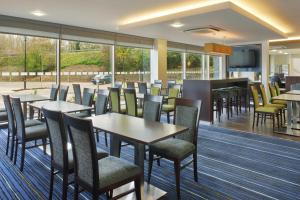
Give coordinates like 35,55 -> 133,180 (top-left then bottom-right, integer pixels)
201,54 -> 205,79
206,55 -> 210,79
261,41 -> 270,87
220,55 -> 226,79
182,52 -> 186,80
150,39 -> 167,85
110,45 -> 115,86
150,48 -> 158,83
56,38 -> 61,87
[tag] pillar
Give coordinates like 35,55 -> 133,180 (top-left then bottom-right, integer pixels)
151,39 -> 167,86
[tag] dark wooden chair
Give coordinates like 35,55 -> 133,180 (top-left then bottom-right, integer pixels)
143,95 -> 163,122
148,98 -> 202,199
109,87 -> 126,114
94,92 -> 109,146
123,88 -> 143,117
138,82 -> 147,94
11,97 -> 48,171
115,81 -> 123,89
59,85 -> 69,101
126,82 -> 135,89
73,88 -> 95,118
50,84 -> 59,101
63,113 -> 142,200
73,84 -> 82,104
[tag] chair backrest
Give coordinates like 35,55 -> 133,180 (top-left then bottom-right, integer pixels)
151,83 -> 162,89
290,83 -> 300,90
259,84 -> 269,106
59,85 -> 69,101
115,81 -> 123,89
154,80 -> 162,84
42,108 -> 68,169
11,98 -> 25,140
73,84 -> 82,104
63,113 -> 99,188
126,82 -> 135,89
138,82 -> 147,94
173,84 -> 182,93
274,82 -> 281,95
3,95 -> 15,135
143,95 -> 163,121
168,88 -> 180,105
109,87 -> 121,113
124,88 -> 137,116
50,84 -> 59,101
167,80 -> 176,89
98,89 -> 109,96
268,83 -> 277,98
173,98 -> 201,145
250,85 -> 260,109
150,87 -> 161,96
95,93 -> 108,115
82,88 -> 95,106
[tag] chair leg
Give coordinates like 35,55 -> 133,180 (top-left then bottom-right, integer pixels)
49,165 -> 54,200
96,131 -> 99,142
134,178 -> 142,200
20,142 -> 26,171
10,135 -> 15,161
252,112 -> 256,129
92,193 -> 98,200
167,112 -> 170,123
42,138 -> 47,155
174,160 -> 181,200
74,181 -> 79,200
272,114 -> 275,131
256,113 -> 260,127
104,132 -> 108,147
193,151 -> 198,182
147,151 -> 153,183
6,129 -> 10,155
13,139 -> 18,165
277,113 -> 280,129
62,171 -> 68,200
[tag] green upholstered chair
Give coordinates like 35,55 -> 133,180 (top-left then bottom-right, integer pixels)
124,88 -> 143,117
269,83 -> 287,105
63,113 -> 142,200
11,97 -> 48,171
274,82 -> 281,95
162,88 -> 180,123
250,85 -> 280,130
109,87 -> 126,114
126,82 -> 135,89
114,81 -> 123,89
150,87 -> 161,96
148,98 -> 202,199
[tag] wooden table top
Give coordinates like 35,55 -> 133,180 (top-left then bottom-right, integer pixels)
286,90 -> 300,95
30,101 -> 92,113
11,94 -> 51,102
273,94 -> 300,102
88,113 -> 188,145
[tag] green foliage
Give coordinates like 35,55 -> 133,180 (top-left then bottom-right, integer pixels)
167,51 -> 181,70
187,54 -> 201,69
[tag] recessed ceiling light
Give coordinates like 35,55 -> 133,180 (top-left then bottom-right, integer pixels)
170,22 -> 184,28
284,52 -> 288,55
278,51 -> 283,53
271,49 -> 277,52
31,10 -> 46,17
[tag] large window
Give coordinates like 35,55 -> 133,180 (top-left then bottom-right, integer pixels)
167,50 -> 182,82
115,46 -> 150,84
61,40 -> 111,101
186,53 -> 202,80
209,55 -> 222,79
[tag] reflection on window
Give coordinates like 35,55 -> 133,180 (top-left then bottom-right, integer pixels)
186,53 -> 202,80
115,46 -> 150,83
167,51 -> 182,82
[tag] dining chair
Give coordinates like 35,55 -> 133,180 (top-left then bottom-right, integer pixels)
109,87 -> 126,114
143,95 -> 163,122
291,83 -> 300,90
11,97 -> 48,171
94,92 -> 109,146
126,82 -> 135,89
150,86 -> 161,96
162,88 -> 180,123
50,84 -> 59,101
42,108 -> 108,200
73,88 -> 95,118
167,80 -> 176,89
250,85 -> 280,131
138,82 -> 147,94
73,84 -> 82,104
173,84 -> 182,97
115,81 -> 123,89
274,82 -> 281,96
123,88 -> 143,117
59,85 -> 69,101
154,80 -> 162,84
63,113 -> 142,200
148,98 -> 202,199
269,83 -> 286,105
3,95 -> 44,161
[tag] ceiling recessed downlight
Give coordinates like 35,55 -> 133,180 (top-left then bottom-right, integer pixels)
31,10 -> 46,17
170,22 -> 184,28
284,52 -> 288,55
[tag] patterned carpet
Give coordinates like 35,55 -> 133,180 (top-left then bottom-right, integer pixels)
0,121 -> 300,200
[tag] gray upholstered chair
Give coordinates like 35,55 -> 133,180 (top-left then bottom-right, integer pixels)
94,92 -> 109,146
115,81 -> 123,89
73,84 -> 82,104
138,82 -> 147,94
63,113 -> 142,200
291,83 -> 300,90
50,84 -> 59,101
0,108 -> 8,123
42,108 -> 108,200
73,88 -> 95,118
11,97 -> 48,171
59,85 -> 69,101
148,98 -> 202,199
167,80 -> 176,89
154,80 -> 162,84
143,95 -> 163,122
3,95 -> 44,160
126,82 -> 135,89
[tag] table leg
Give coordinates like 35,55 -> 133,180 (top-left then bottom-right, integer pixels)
287,101 -> 292,127
134,143 -> 145,199
110,134 -> 121,157
29,105 -> 34,119
23,102 -> 27,120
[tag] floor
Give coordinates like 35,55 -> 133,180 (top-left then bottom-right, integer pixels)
0,119 -> 300,200
212,106 -> 300,142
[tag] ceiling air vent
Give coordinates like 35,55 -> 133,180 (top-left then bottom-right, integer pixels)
183,26 -> 224,35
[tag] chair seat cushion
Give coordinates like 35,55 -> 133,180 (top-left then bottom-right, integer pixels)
25,119 -> 43,127
162,104 -> 175,112
25,124 -> 48,140
98,156 -> 141,189
150,138 -> 195,159
0,111 -> 8,121
265,103 -> 285,109
256,106 -> 279,113
272,99 -> 287,105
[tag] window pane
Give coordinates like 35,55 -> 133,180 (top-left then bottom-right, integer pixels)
167,51 -> 182,82
115,46 -> 150,84
0,33 -> 25,104
209,55 -> 222,79
186,53 -> 202,80
61,40 -> 111,101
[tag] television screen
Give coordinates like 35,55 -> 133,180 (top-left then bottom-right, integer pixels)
228,46 -> 259,68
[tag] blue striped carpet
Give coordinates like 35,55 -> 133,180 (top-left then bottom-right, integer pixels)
0,122 -> 300,200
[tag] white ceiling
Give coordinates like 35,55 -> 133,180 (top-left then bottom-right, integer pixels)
0,0 -> 300,45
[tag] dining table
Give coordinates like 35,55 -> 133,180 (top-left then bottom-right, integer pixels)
286,90 -> 300,95
11,94 -> 52,119
29,100 -> 92,113
88,113 -> 188,200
